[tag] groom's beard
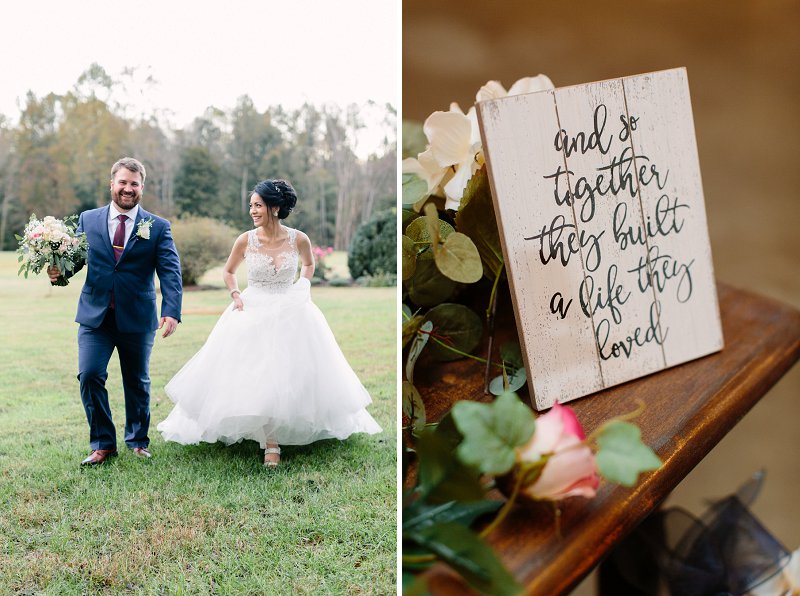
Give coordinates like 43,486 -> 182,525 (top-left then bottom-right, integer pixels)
112,188 -> 142,210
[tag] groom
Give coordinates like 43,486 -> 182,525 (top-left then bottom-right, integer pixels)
48,157 -> 182,466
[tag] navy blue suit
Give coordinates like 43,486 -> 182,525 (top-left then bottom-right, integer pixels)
68,206 -> 182,450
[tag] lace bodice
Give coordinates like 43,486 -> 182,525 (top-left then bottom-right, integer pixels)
244,227 -> 299,293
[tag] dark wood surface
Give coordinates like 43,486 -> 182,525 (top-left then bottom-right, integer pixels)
411,283 -> 800,595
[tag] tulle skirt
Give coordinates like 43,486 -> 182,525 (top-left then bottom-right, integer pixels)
157,278 -> 382,447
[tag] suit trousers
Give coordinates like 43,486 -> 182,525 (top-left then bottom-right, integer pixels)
77,309 -> 155,450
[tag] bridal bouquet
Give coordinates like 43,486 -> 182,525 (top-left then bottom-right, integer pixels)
16,214 -> 87,286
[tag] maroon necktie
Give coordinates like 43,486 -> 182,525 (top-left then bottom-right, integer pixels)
110,214 -> 128,309
113,214 -> 128,261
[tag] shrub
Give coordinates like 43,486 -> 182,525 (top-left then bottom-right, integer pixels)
328,276 -> 352,287
171,216 -> 238,286
348,208 -> 396,280
356,271 -> 397,287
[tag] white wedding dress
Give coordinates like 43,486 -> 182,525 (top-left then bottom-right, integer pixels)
157,227 -> 382,447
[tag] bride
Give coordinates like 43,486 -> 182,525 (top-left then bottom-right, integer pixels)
157,179 -> 382,466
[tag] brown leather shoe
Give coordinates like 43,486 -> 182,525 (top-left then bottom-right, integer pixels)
132,447 -> 152,459
80,449 -> 118,466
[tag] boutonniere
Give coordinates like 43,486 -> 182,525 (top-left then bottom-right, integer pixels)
136,218 -> 154,240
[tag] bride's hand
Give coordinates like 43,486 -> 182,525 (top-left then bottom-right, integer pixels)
233,296 -> 244,311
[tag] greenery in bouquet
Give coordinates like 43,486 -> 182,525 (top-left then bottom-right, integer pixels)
16,214 -> 87,286
402,76 -> 663,595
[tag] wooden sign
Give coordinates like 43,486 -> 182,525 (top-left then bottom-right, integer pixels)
476,68 -> 724,410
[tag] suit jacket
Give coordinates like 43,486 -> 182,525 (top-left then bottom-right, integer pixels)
68,205 -> 182,333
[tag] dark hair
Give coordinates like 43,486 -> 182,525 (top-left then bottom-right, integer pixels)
252,179 -> 297,219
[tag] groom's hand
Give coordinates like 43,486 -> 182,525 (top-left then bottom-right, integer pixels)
47,265 -> 61,283
159,316 -> 178,338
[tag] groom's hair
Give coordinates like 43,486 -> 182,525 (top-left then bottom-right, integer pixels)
111,157 -> 147,184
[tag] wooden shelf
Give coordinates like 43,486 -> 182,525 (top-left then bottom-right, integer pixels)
410,283 -> 800,595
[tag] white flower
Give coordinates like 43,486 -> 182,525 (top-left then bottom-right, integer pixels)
402,148 -> 445,195
476,74 -> 554,102
406,74 -> 555,211
136,218 -> 153,240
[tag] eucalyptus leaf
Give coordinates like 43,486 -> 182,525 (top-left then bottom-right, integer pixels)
402,381 -> 427,433
403,172 -> 429,208
423,303 -> 482,362
403,499 -> 502,533
488,369 -> 527,396
402,119 -> 428,159
499,342 -> 524,370
596,420 -> 662,486
402,303 -> 412,321
402,234 -> 417,280
407,522 -> 522,596
455,168 -> 504,279
408,259 -> 457,307
402,208 -> 420,231
402,314 -> 425,348
434,232 -> 483,284
415,427 -> 483,503
452,392 -> 536,476
406,321 -> 433,383
405,216 -> 454,261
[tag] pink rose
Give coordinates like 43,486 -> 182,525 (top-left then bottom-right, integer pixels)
517,404 -> 599,500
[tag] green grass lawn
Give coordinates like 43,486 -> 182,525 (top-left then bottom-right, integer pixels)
0,252 -> 397,594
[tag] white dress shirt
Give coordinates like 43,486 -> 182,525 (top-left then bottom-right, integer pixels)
108,203 -> 139,250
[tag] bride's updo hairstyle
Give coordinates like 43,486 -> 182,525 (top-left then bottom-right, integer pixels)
253,179 -> 297,220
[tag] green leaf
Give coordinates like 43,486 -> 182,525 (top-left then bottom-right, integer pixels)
402,381 -> 427,433
488,369 -> 527,396
407,522 -> 521,596
415,427 -> 484,503
402,235 -> 417,281
434,232 -> 483,284
499,342 -> 524,370
455,168 -> 504,279
402,119 -> 428,159
407,259 -> 457,307
403,173 -> 429,208
402,314 -> 425,348
406,321 -> 433,384
452,392 -> 536,476
402,208 -> 420,232
402,572 -> 431,595
405,215 -> 454,261
403,499 -> 502,532
423,303 -> 482,362
595,420 -> 662,486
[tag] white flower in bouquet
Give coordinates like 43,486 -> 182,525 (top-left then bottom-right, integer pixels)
16,213 -> 88,286
403,74 -> 555,210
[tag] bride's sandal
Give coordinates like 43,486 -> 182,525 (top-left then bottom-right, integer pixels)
263,446 -> 281,468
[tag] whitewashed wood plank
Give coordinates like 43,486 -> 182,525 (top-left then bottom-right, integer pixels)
478,93 -> 604,410
622,68 -> 724,366
554,79 -> 667,388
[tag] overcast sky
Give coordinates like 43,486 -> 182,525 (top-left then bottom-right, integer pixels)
0,0 -> 397,152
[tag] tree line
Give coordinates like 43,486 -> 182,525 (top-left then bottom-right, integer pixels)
0,64 -> 396,251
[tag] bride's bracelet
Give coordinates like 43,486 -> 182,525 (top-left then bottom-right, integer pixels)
230,289 -> 241,299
